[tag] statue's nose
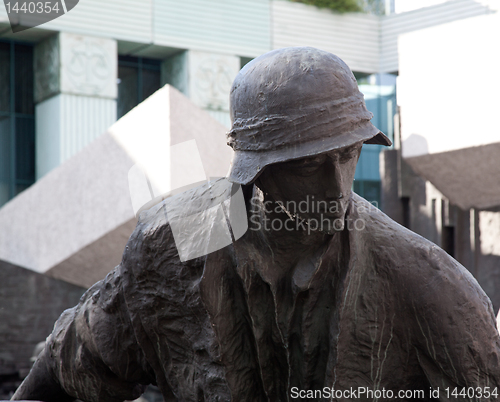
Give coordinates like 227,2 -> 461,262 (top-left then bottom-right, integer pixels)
325,158 -> 343,199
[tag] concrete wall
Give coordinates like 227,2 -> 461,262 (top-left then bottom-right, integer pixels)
154,0 -> 271,57
476,210 -> 500,311
271,0 -> 380,73
0,260 -> 85,395
0,0 -> 271,58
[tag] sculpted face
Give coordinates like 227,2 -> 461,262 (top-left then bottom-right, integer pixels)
255,143 -> 362,234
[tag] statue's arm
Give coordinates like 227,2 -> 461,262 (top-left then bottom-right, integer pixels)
10,349 -> 76,402
12,221 -> 156,402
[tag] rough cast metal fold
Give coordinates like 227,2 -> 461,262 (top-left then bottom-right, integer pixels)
227,94 -> 372,151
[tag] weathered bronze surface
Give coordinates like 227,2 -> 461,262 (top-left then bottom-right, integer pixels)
12,47 -> 500,402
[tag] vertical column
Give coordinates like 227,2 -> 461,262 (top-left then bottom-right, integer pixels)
34,33 -> 117,179
470,208 -> 480,277
162,50 -> 241,128
0,42 -> 12,205
379,149 -> 404,224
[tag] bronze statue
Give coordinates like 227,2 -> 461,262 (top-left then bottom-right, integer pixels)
13,47 -> 500,402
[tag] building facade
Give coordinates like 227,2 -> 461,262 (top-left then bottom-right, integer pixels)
381,0 -> 500,309
0,0 -> 408,210
0,0 -> 499,397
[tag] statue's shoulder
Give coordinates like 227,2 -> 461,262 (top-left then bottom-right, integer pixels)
119,184 -> 212,311
350,192 -> 451,263
128,178 -> 238,265
349,194 -> 499,373
349,193 -> 489,305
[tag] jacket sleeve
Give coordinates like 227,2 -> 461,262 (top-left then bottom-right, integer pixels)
12,234 -> 156,402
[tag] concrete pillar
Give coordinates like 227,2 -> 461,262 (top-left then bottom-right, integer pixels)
162,50 -> 240,128
455,207 -> 469,266
477,210 -> 500,312
34,33 -> 117,179
379,149 -> 404,225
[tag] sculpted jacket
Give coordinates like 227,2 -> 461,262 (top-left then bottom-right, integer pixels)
12,191 -> 500,402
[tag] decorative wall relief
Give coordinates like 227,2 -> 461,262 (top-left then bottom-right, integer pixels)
34,33 -> 117,103
189,51 -> 240,112
60,33 -> 117,99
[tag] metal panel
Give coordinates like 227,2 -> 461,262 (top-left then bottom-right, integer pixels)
60,94 -> 117,163
380,0 -> 494,72
36,94 -> 116,178
36,95 -> 61,180
38,0 -> 153,44
272,0 -> 380,73
153,0 -> 271,58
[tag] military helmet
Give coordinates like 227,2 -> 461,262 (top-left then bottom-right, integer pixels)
226,46 -> 391,185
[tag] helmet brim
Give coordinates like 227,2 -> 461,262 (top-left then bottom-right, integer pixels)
227,124 -> 391,185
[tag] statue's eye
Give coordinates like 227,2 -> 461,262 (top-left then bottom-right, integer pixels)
281,156 -> 326,177
338,146 -> 361,163
286,154 -> 327,169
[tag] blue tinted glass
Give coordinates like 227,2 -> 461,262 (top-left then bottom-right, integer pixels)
117,56 -> 162,119
0,116 -> 12,205
355,146 -> 382,181
353,72 -> 397,211
353,180 -> 381,206
0,41 -> 35,206
142,69 -> 161,101
16,117 -> 35,184
0,43 -> 10,113
14,44 -> 34,115
117,65 -> 138,118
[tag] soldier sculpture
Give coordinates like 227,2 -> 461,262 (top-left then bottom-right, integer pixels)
13,47 -> 500,402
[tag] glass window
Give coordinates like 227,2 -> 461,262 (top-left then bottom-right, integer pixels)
0,116 -> 12,206
117,65 -> 138,118
142,69 -> 161,101
353,180 -> 381,207
0,43 -> 10,113
0,40 -> 35,208
16,117 -> 36,185
353,72 -> 397,207
117,56 -> 161,119
14,44 -> 34,115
